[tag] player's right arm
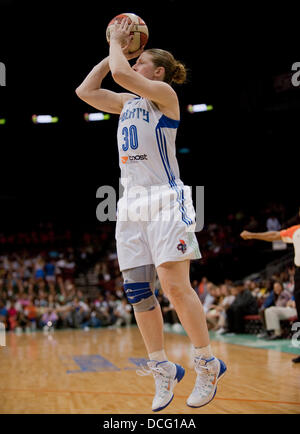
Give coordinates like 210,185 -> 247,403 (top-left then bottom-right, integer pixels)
240,230 -> 282,241
75,56 -> 134,114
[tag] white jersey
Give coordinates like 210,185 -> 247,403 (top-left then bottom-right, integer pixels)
117,97 -> 182,189
115,96 -> 201,271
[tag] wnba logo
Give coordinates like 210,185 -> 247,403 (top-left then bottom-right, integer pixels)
0,62 -> 6,87
177,239 -> 187,254
0,322 -> 6,347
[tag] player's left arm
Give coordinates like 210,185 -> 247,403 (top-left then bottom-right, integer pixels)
109,18 -> 178,109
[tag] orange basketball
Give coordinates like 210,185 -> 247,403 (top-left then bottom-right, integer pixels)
106,12 -> 149,53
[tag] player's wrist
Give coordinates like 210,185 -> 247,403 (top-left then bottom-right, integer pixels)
110,37 -> 122,47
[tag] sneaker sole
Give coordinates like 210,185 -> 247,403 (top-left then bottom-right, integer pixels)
152,364 -> 185,412
186,359 -> 227,408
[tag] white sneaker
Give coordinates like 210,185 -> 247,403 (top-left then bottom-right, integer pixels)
146,360 -> 185,412
186,357 -> 227,408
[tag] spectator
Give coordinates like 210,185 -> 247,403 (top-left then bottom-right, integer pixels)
196,277 -> 209,304
64,258 -> 76,282
23,296 -> 38,331
41,309 -> 58,330
94,295 -> 112,326
81,303 -> 105,329
7,300 -> 18,331
16,309 -> 29,333
55,298 -> 72,329
202,283 -> 218,314
257,285 -> 276,338
210,285 -> 236,333
113,297 -> 132,327
225,281 -> 258,333
205,286 -> 222,330
45,258 -> 56,287
34,257 -> 45,281
266,214 -> 281,232
245,216 -> 259,232
67,296 -> 90,328
262,281 -> 297,340
0,298 -> 8,329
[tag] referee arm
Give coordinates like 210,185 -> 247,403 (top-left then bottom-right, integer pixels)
240,230 -> 282,242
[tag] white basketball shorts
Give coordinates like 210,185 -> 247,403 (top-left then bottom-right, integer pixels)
115,183 -> 201,271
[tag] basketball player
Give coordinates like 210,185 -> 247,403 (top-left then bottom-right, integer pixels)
241,208 -> 300,363
76,17 -> 226,411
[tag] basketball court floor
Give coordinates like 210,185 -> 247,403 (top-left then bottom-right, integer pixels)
0,326 -> 299,414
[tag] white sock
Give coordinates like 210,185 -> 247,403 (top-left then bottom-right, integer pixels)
148,349 -> 168,362
194,344 -> 214,360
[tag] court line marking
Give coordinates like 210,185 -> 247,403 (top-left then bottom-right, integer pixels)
0,388 -> 299,406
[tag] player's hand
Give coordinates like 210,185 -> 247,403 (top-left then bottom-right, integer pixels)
240,231 -> 253,240
110,17 -> 134,48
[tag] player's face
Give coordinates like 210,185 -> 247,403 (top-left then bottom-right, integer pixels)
132,53 -> 159,80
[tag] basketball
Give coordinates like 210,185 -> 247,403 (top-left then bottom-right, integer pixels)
106,13 -> 149,53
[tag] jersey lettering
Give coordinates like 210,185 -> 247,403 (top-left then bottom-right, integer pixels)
120,108 -> 149,123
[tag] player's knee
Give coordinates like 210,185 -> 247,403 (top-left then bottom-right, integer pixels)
124,282 -> 158,312
122,265 -> 158,313
162,282 -> 188,300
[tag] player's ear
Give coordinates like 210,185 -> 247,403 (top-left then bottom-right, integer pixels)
154,66 -> 165,80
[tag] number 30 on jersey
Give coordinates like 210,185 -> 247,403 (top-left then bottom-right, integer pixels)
122,125 -> 139,151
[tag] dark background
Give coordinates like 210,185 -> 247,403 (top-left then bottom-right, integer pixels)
0,0 -> 299,231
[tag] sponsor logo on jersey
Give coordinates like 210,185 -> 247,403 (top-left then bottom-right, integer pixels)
121,154 -> 148,164
177,239 -> 187,254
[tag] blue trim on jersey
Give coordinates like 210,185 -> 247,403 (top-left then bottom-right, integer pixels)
155,115 -> 192,226
160,131 -> 192,226
157,114 -> 180,129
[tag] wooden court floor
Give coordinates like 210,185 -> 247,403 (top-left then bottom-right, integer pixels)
0,326 -> 299,414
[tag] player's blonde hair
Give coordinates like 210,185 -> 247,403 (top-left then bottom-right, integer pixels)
145,48 -> 187,85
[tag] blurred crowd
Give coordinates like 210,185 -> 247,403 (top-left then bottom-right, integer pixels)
0,243 -> 134,333
0,201 -> 298,337
0,246 -> 297,340
190,266 -> 297,339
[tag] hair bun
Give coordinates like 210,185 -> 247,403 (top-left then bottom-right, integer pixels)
172,61 -> 187,84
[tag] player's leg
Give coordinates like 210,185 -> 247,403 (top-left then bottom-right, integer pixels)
156,259 -> 226,408
157,259 -> 209,347
134,304 -> 164,355
122,264 -> 185,412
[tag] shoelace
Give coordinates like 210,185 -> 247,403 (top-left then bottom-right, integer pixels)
193,364 -> 215,394
137,365 -> 171,398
